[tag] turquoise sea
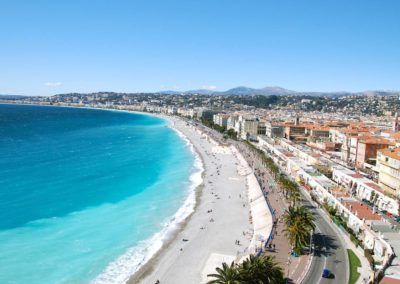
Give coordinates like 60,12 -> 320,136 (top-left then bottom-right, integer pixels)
0,104 -> 202,284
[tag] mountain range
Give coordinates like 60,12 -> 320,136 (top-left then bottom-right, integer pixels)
1,87 -> 400,98
158,86 -> 400,97
0,94 -> 29,99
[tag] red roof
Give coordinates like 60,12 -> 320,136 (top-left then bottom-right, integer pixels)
380,276 -> 400,284
342,201 -> 382,220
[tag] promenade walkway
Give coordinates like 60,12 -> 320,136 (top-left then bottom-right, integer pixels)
184,120 -> 313,283
236,142 -> 312,283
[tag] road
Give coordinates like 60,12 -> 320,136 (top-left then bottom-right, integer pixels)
300,189 -> 349,284
245,138 -> 349,284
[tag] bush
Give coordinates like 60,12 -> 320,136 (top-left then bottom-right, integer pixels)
349,234 -> 361,247
364,249 -> 375,269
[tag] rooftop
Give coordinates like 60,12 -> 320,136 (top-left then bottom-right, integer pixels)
342,200 -> 382,220
379,148 -> 400,161
358,137 -> 395,145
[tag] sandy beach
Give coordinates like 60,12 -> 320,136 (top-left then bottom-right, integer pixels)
127,117 -> 256,284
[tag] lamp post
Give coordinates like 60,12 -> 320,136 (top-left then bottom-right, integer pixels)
309,229 -> 314,255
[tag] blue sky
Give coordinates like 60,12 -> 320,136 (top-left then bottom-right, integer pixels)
1,0 -> 399,96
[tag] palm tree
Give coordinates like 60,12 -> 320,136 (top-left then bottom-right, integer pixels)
283,206 -> 298,227
283,206 -> 315,255
284,206 -> 315,230
207,255 -> 285,284
295,206 -> 316,231
239,254 -> 285,284
289,189 -> 301,206
284,222 -> 311,255
207,261 -> 241,284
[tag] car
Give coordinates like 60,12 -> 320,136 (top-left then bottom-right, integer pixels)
322,268 -> 334,279
380,209 -> 388,215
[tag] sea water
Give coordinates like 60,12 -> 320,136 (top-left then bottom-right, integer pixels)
0,104 -> 202,284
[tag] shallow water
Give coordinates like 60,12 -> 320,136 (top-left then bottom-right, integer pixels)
0,104 -> 197,283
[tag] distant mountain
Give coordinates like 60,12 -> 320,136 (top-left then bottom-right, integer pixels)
184,89 -> 216,95
157,86 -> 400,97
177,86 -> 297,96
157,90 -> 182,95
220,86 -> 257,96
3,87 -> 400,99
0,94 -> 28,99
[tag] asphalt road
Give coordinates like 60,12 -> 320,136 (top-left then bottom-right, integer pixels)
301,190 -> 349,284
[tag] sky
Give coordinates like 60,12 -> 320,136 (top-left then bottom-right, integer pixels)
0,0 -> 399,96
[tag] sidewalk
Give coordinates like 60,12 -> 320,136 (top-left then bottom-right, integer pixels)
237,143 -> 313,283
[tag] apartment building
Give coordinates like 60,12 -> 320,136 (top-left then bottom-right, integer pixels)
355,137 -> 395,169
284,124 -> 306,141
213,113 -> 229,127
240,116 -> 259,140
307,126 -> 330,140
265,122 -> 284,138
377,148 -> 400,198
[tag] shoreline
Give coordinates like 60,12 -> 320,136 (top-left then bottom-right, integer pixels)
2,103 -> 207,283
2,103 -> 258,283
87,110 -> 206,283
125,121 -> 207,283
128,117 -> 253,284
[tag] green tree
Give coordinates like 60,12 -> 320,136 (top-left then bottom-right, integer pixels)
239,255 -> 285,284
283,206 -> 315,255
289,189 -> 301,206
207,255 -> 284,284
207,261 -> 241,284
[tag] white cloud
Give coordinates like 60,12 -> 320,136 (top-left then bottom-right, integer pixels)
202,85 -> 217,90
44,82 -> 62,87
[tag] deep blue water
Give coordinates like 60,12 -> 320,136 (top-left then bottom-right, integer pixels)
0,104 -> 196,283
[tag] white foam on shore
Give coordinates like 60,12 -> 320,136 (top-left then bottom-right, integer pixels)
92,122 -> 204,284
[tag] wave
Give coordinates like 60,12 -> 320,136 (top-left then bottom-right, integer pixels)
92,123 -> 204,284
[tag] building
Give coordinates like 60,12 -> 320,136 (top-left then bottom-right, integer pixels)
197,108 -> 217,120
257,121 -> 266,135
213,113 -> 229,127
265,122 -> 284,138
167,106 -> 178,115
227,115 -> 238,130
307,141 -> 341,152
332,167 -> 399,215
284,124 -> 306,141
240,116 -> 259,140
355,137 -> 395,169
305,126 -> 330,140
377,148 -> 400,198
392,113 -> 400,132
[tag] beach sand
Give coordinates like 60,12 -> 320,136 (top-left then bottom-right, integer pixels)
127,117 -> 254,284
